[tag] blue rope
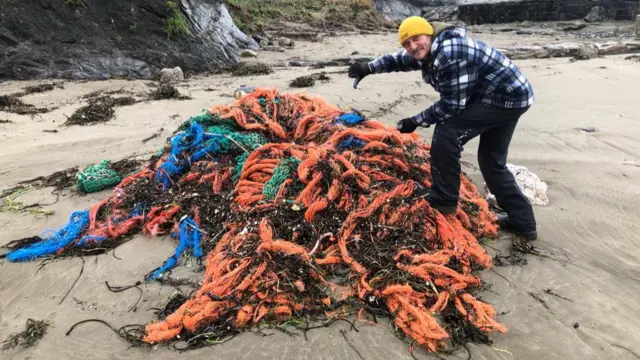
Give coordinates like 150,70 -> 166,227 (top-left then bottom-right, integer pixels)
76,235 -> 107,247
155,123 -> 230,190
145,217 -> 203,281
6,210 -> 90,262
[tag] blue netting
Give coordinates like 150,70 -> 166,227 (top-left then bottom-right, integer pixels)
145,217 -> 203,281
335,112 -> 365,126
337,135 -> 367,151
5,210 -> 90,262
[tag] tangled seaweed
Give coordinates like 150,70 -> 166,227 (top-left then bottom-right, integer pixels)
3,88 -> 505,353
1,319 -> 50,351
65,96 -> 137,126
150,85 -> 191,101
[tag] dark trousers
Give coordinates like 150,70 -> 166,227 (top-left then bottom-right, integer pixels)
427,102 -> 536,232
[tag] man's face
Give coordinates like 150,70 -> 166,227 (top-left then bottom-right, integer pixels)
403,35 -> 431,60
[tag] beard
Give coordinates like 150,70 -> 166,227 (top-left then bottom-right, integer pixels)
411,47 -> 425,58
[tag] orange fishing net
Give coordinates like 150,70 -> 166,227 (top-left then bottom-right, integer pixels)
139,88 -> 505,351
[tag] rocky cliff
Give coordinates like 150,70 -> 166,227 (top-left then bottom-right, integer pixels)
373,0 -> 457,20
458,0 -> 640,24
0,0 -> 258,80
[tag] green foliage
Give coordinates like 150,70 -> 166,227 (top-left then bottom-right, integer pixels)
164,1 -> 191,39
129,24 -> 138,33
224,0 -> 380,34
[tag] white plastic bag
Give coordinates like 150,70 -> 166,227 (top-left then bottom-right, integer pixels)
486,164 -> 549,206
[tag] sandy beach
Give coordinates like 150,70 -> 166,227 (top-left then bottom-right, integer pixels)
1,28 -> 640,360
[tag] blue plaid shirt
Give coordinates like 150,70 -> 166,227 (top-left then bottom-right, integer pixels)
368,28 -> 534,126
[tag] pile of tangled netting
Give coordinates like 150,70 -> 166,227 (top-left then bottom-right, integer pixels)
2,88 -> 505,353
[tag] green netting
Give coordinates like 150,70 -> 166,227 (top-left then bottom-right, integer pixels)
206,125 -> 267,153
76,160 -> 121,193
263,157 -> 301,200
232,153 -> 250,181
176,111 -> 236,134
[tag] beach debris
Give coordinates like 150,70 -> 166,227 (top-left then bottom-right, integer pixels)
233,85 -> 257,99
1,319 -> 50,351
544,288 -> 573,302
0,95 -> 51,115
65,96 -> 137,126
556,22 -> 588,31
290,72 -> 331,88
159,67 -> 184,84
149,84 -> 191,100
66,101 -> 114,126
581,127 -> 597,133
21,83 -> 64,95
231,62 -> 274,76
76,160 -> 133,194
486,164 -> 549,206
3,89 -> 511,354
3,158 -> 144,196
142,128 -> 164,143
0,188 -> 53,217
290,75 -> 316,88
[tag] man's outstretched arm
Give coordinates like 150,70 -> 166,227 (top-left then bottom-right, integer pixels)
368,49 -> 422,73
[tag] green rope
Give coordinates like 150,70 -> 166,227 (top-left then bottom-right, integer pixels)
263,157 -> 300,200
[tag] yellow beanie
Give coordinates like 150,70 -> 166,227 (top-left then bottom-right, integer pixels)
398,16 -> 433,45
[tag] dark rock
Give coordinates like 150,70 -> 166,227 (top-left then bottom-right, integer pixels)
0,0 -> 258,80
584,6 -> 607,23
458,0 -> 639,25
374,0 -> 457,21
636,15 -> 640,39
573,46 -> 598,60
556,22 -> 588,31
421,5 -> 458,22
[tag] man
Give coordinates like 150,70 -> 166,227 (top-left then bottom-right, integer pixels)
348,16 -> 537,240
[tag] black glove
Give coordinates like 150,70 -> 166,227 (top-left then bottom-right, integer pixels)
396,117 -> 419,133
348,62 -> 371,88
